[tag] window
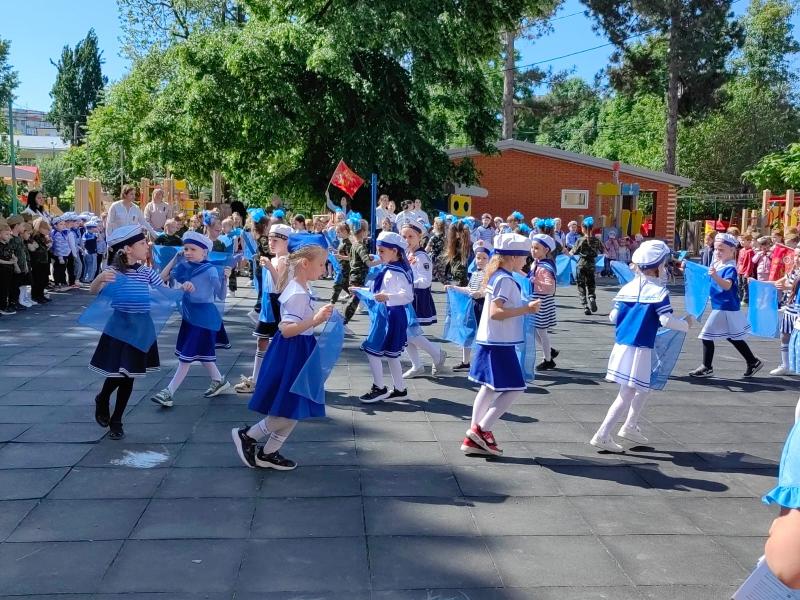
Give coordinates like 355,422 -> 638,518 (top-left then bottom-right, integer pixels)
561,189 -> 590,210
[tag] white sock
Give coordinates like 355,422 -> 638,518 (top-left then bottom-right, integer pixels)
795,397 -> 800,423
536,328 -> 551,361
595,386 -> 636,439
471,386 -> 498,428
204,361 -> 222,382
781,337 -> 790,369
622,390 -> 650,431
462,346 -> 471,363
368,355 -> 385,388
252,349 -> 266,381
409,335 -> 440,362
167,362 -> 192,395
406,344 -> 422,370
387,357 -> 405,391
262,416 -> 297,454
479,390 -> 522,431
247,418 -> 270,442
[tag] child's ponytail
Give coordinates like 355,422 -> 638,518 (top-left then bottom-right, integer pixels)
111,249 -> 130,272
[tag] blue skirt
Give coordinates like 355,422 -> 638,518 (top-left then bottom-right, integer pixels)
469,344 -> 525,391
413,288 -> 437,325
248,333 -> 325,420
361,304 -> 408,358
473,298 -> 485,325
789,329 -> 800,373
175,321 -> 217,363
90,333 -> 160,378
216,323 -> 231,349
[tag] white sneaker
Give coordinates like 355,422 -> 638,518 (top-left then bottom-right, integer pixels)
403,366 -> 426,379
770,365 -> 790,376
617,425 -> 648,445
234,375 -> 254,394
590,434 -> 624,453
432,348 -> 447,375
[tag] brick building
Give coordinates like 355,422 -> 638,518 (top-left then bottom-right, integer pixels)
447,139 -> 692,244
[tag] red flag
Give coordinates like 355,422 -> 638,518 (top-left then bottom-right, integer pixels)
769,243 -> 792,281
329,160 -> 364,198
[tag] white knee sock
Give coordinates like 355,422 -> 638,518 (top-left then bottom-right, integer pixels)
471,386 -> 499,428
479,390 -> 523,431
795,396 -> 800,423
368,355 -> 385,388
204,361 -> 222,382
263,416 -> 297,454
247,418 -> 270,442
252,348 -> 266,380
410,335 -> 441,362
406,344 -> 422,370
781,335 -> 790,369
462,346 -> 472,363
536,328 -> 551,361
595,385 -> 636,439
387,357 -> 405,391
622,390 -> 650,431
167,362 -> 192,395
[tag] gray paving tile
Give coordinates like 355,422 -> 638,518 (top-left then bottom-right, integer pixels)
361,466 -> 461,497
156,466 -> 262,498
633,465 -> 776,497
49,466 -> 168,499
364,497 -> 478,536
0,423 -> 30,441
0,467 -> 69,500
132,498 -> 255,539
601,534 -> 747,584
279,440 -> 358,466
114,421 -> 197,444
639,585 -> 739,599
103,539 -> 245,593
0,540 -> 122,595
174,442 -> 250,467
673,497 -> 774,536
257,465 -> 361,497
354,419 -> 437,441
548,465 -> 656,496
237,538 -> 369,592
0,442 -> 92,469
0,499 -> 37,541
452,465 -> 562,497
252,497 -> 364,538
369,536 -> 502,590
15,422 -> 109,443
0,405 -> 55,423
8,498 -> 147,541
710,535 -> 765,571
469,496 -> 591,535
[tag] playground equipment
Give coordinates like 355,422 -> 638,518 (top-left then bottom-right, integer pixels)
758,189 -> 797,231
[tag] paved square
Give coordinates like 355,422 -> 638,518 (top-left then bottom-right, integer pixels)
0,276 -> 789,598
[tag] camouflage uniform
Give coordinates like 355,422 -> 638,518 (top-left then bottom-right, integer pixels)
330,237 -> 352,304
344,241 -> 372,323
572,235 -> 604,309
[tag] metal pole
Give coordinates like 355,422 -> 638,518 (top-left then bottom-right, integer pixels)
7,98 -> 18,214
370,173 -> 377,253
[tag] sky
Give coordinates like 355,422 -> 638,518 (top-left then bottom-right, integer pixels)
3,0 -> 799,112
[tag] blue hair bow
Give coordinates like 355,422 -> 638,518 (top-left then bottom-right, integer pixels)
518,224 -> 531,235
347,212 -> 363,232
248,208 -> 267,223
273,208 -> 285,219
202,210 -> 215,226
583,216 -> 594,228
512,211 -> 524,221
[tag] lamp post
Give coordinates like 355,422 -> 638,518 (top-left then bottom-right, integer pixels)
7,97 -> 18,214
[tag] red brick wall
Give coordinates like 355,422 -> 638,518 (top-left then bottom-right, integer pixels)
453,149 -> 676,244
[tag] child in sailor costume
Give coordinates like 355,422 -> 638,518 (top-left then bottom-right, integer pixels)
590,240 -> 690,453
401,219 -> 447,378
529,233 -> 559,370
449,241 -> 490,371
689,233 -> 763,379
358,232 -> 415,403
463,233 -> 540,457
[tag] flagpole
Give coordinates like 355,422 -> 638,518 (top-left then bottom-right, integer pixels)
370,173 -> 378,253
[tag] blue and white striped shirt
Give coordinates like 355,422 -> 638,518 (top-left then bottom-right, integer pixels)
51,230 -> 71,258
108,265 -> 164,312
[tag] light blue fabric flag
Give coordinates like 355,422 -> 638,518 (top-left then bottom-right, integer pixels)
356,289 -> 389,354
595,255 -> 605,271
748,279 -> 779,338
217,234 -> 233,249
683,260 -> 711,319
366,264 -> 382,285
610,261 -> 635,285
555,254 -> 574,286
242,231 -> 258,260
515,315 -> 537,382
152,245 -> 180,273
328,251 -> 342,281
78,277 -> 183,351
289,310 -> 345,404
406,304 -> 424,338
208,251 -> 242,268
258,266 -> 276,323
173,260 -> 227,331
763,421 -> 800,508
513,272 -> 533,299
650,327 -> 686,390
443,288 -> 477,346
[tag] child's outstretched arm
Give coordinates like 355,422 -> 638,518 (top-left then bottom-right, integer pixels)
490,297 -> 540,320
160,251 -> 181,282
280,304 -> 334,338
90,268 -> 117,295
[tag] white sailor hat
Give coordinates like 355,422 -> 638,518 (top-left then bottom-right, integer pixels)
531,234 -> 555,253
181,230 -> 213,251
62,212 -> 77,220
268,223 -> 293,239
632,239 -> 671,270
715,232 -> 738,247
376,231 -> 408,252
86,220 -> 99,228
107,224 -> 145,252
472,240 -> 490,255
494,233 -> 530,256
400,218 -> 426,234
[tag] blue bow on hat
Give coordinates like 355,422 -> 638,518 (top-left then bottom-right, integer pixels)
582,216 -> 594,228
347,212 -> 363,232
248,208 -> 267,223
273,208 -> 286,219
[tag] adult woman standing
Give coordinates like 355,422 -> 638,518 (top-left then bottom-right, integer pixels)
22,191 -> 51,223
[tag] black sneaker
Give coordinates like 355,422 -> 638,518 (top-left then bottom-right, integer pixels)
108,423 -> 125,440
550,348 -> 559,360
452,362 -> 471,372
744,359 -> 763,378
94,395 -> 110,428
231,427 -> 257,468
536,359 -> 556,371
590,298 -> 598,313
689,365 -> 714,378
255,449 -> 297,470
12,303 -> 27,312
387,388 -> 409,401
583,307 -> 591,316
359,385 -> 390,404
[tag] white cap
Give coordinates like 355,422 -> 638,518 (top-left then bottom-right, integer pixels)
107,225 -> 144,251
473,240 -> 490,254
182,230 -> 213,251
531,234 -> 555,252
269,223 -> 293,239
715,233 -> 737,247
494,233 -> 530,256
376,231 -> 408,252
632,239 -> 671,269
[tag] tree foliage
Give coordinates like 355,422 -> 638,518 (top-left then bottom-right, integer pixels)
48,29 -> 108,144
0,37 -> 18,107
37,154 -> 74,199
743,143 -> 800,191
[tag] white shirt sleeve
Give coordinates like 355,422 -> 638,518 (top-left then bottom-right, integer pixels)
281,292 -> 312,324
412,253 -> 432,288
381,270 -> 413,306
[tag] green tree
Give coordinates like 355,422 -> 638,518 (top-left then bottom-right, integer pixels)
591,93 -> 665,171
48,29 -> 108,144
743,143 -> 800,191
37,154 -> 74,199
0,37 -> 18,106
582,0 -> 742,174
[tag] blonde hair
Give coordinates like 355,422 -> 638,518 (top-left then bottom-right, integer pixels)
277,244 -> 327,291
32,217 -> 51,234
482,253 -> 517,288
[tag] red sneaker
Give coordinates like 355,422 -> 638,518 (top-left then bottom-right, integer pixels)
460,437 -> 490,455
467,425 -> 503,456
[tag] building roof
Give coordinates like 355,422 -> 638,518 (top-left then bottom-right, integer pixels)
446,139 -> 693,188
13,135 -> 70,151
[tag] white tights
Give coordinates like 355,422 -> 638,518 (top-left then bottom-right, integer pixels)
406,335 -> 442,369
471,386 -> 523,431
368,354 -> 405,391
168,361 -> 222,395
795,396 -> 800,423
247,415 -> 297,454
535,328 -> 551,361
594,385 -> 650,439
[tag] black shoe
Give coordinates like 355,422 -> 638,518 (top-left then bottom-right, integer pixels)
12,303 -> 26,312
583,307 -> 592,316
255,449 -> 297,470
550,348 -> 559,360
744,359 -> 763,378
590,298 -> 598,313
689,365 -> 714,378
359,385 -> 390,404
452,362 -> 471,372
387,388 -> 408,400
108,423 -> 125,440
536,359 -> 556,370
231,427 -> 257,468
94,395 -> 110,428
